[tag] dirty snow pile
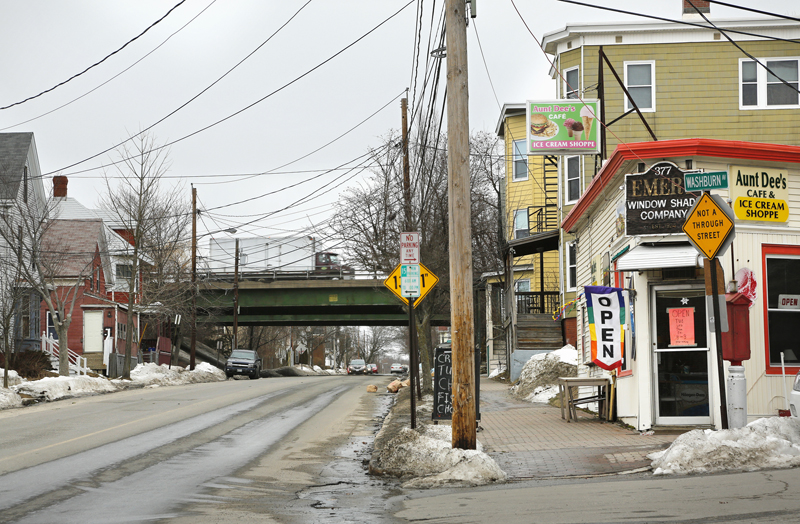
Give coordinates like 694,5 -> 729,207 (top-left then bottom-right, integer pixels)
511,345 -> 578,403
16,375 -> 118,401
378,424 -> 506,489
488,366 -> 506,379
649,417 -> 800,475
0,387 -> 23,409
124,362 -> 226,387
1,369 -> 23,386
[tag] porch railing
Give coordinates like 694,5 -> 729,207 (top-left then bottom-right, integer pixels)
41,331 -> 90,375
515,292 -> 560,315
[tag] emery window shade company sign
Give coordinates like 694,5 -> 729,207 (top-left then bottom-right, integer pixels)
526,100 -> 601,155
625,162 -> 697,236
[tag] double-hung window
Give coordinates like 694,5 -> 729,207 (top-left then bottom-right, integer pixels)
514,209 -> 529,239
564,66 -> 579,99
566,242 -> 577,291
565,156 -> 581,203
512,139 -> 528,181
763,245 -> 800,373
740,58 -> 799,109
624,61 -> 655,112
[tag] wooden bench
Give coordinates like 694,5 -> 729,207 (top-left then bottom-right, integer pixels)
557,377 -> 610,422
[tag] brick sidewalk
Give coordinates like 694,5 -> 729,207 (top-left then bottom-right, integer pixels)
478,380 -> 680,478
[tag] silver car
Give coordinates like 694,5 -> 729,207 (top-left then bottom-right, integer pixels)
790,371 -> 800,418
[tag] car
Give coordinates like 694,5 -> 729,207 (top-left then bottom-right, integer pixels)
790,370 -> 800,418
347,359 -> 367,375
368,363 -> 378,374
390,363 -> 404,374
225,349 -> 262,379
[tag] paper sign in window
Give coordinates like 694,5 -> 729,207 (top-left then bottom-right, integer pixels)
668,307 -> 696,347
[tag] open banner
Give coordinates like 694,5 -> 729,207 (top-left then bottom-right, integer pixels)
585,285 -> 625,370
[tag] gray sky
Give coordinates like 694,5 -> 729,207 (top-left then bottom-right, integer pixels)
2,0 -> 798,249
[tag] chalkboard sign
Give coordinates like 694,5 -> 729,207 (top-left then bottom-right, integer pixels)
432,346 -> 453,420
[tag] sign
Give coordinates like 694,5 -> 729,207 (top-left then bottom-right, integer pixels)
384,263 -> 439,307
730,165 -> 789,222
778,294 -> 800,309
625,162 -> 695,236
400,232 -> 420,264
585,286 -> 625,371
682,193 -> 735,260
432,346 -> 453,420
400,264 -> 420,298
526,99 -> 601,155
668,307 -> 696,347
684,171 -> 728,191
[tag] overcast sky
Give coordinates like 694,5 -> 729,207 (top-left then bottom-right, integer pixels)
2,0 -> 798,253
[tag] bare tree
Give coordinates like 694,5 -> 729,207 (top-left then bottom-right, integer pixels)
101,132 -> 185,379
0,243 -> 28,387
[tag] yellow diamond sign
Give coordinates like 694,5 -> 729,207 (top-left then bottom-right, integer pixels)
682,193 -> 735,260
384,263 -> 439,307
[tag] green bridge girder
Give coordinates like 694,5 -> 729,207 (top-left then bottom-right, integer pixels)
199,279 -> 450,327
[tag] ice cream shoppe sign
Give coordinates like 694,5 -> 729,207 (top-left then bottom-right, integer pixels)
585,286 -> 625,370
526,100 -> 600,155
730,165 -> 789,222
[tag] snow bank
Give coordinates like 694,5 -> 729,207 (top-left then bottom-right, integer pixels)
15,375 -> 117,401
1,369 -> 22,386
379,424 -> 506,489
511,345 -> 578,402
650,417 -> 800,475
488,366 -> 506,379
0,387 -> 23,409
126,362 -> 226,387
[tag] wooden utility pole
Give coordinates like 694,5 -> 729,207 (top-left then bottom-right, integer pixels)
401,96 -> 411,230
190,186 -> 197,370
233,238 -> 240,351
445,0 -> 476,450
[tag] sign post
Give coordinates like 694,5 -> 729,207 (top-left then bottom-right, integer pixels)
682,193 -> 735,430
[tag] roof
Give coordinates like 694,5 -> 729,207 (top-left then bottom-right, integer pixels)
41,219 -> 107,278
495,103 -> 525,137
0,133 -> 34,200
561,138 -> 800,233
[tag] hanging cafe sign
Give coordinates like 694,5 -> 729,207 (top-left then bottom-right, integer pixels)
526,100 -> 601,155
625,162 -> 696,236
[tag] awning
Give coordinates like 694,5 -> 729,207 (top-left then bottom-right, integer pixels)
616,243 -> 701,271
507,229 -> 560,258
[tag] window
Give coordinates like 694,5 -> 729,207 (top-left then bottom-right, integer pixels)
763,246 -> 800,373
515,279 -> 531,293
512,140 -> 528,181
116,264 -> 132,280
565,156 -> 581,203
567,242 -> 577,291
624,61 -> 655,112
514,209 -> 529,239
564,67 -> 579,99
740,58 -> 799,109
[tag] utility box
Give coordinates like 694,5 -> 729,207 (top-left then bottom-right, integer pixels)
721,292 -> 751,364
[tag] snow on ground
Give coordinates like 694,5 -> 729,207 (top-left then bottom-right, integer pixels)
380,423 -> 506,489
15,375 -> 118,401
488,366 -> 506,379
650,417 -> 800,475
511,344 -> 578,403
123,362 -> 226,387
1,369 -> 22,386
0,387 -> 22,409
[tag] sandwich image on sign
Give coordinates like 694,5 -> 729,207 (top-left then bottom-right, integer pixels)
529,113 -> 558,140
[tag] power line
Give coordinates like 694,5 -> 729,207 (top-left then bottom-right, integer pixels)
703,0 -> 800,23
0,0 -> 189,111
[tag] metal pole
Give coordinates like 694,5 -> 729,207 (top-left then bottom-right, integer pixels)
233,238 -> 239,351
190,186 -> 197,370
710,257 -> 729,429
445,0 -> 476,450
409,297 -> 417,429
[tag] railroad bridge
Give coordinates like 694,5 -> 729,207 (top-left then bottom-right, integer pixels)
199,279 -> 449,327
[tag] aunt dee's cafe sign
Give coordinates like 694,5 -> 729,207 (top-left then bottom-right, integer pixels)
526,100 -> 600,155
730,165 -> 789,222
625,162 -> 696,236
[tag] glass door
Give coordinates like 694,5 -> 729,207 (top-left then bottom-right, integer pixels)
652,285 -> 712,426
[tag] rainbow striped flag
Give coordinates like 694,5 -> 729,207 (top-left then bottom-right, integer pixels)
585,285 -> 625,370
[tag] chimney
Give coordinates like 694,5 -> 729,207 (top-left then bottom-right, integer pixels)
53,176 -> 68,198
683,0 -> 710,16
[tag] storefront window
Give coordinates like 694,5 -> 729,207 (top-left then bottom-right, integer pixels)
764,252 -> 800,368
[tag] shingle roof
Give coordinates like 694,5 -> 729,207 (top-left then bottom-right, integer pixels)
0,133 -> 34,200
41,219 -> 105,277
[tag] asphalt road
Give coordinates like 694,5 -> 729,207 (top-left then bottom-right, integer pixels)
0,375 -> 399,524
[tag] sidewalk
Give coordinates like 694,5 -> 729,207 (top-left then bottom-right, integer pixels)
479,380 -> 680,479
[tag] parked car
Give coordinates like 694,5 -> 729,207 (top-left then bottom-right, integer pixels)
390,363 -> 404,374
225,349 -> 262,379
368,363 -> 378,374
790,370 -> 800,418
347,359 -> 367,375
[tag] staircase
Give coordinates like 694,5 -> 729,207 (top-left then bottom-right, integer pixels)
41,332 -> 90,376
516,313 -> 564,352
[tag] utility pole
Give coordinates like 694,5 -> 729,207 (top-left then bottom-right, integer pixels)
233,238 -> 240,351
445,0 -> 476,450
190,186 -> 197,370
402,96 -> 411,230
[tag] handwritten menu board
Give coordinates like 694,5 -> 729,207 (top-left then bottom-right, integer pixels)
668,307 -> 696,347
432,346 -> 453,420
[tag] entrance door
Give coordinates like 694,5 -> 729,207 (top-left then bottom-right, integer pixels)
84,311 -> 104,353
652,285 -> 712,426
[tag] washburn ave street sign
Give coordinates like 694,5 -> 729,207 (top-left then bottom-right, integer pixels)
682,193 -> 735,260
684,171 -> 729,192
384,263 -> 439,307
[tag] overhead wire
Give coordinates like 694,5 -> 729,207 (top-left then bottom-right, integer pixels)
0,0 -> 189,110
